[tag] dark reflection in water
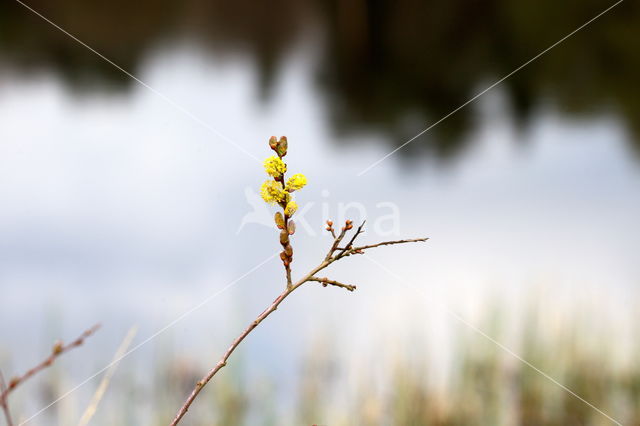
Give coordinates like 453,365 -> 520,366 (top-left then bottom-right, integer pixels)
1,0 -> 638,160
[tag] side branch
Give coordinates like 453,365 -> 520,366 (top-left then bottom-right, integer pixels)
340,237 -> 429,255
308,277 -> 357,292
325,224 -> 348,260
0,324 -> 101,400
337,221 -> 366,258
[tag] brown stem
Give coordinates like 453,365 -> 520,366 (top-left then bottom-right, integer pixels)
0,371 -> 13,426
282,214 -> 293,289
276,174 -> 293,289
308,277 -> 356,292
340,237 -> 429,256
337,221 -> 366,258
0,324 -> 101,401
169,259 -> 333,426
325,225 -> 348,260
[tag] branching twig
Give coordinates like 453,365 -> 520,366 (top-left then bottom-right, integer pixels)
0,324 -> 101,404
170,219 -> 426,425
337,220 -> 366,258
308,276 -> 357,292
325,220 -> 350,260
340,237 -> 429,256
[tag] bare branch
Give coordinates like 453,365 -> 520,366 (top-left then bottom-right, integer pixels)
342,237 -> 429,255
325,221 -> 350,260
0,324 -> 101,401
308,276 -> 357,292
325,220 -> 337,239
170,259 -> 332,426
336,221 -> 366,258
0,371 -> 13,426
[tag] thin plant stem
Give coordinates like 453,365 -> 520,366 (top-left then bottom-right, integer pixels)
78,326 -> 137,426
0,324 -> 101,401
0,324 -> 100,426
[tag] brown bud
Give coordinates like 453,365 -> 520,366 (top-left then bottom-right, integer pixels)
269,136 -> 278,150
52,340 -> 63,355
280,251 -> 287,261
346,219 -> 353,225
346,223 -> 353,230
288,220 -> 296,235
283,259 -> 290,267
284,244 -> 293,257
326,220 -> 333,226
325,226 -> 331,231
279,230 -> 289,245
275,212 -> 285,229
276,136 -> 288,157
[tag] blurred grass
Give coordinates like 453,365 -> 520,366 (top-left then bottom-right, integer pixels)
3,300 -> 639,426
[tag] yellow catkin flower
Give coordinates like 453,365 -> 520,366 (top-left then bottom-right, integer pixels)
284,200 -> 298,216
260,180 -> 287,204
285,173 -> 307,192
263,156 -> 287,177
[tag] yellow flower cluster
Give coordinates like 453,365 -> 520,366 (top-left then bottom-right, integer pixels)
260,137 -> 307,220
285,174 -> 307,192
260,180 -> 287,204
263,156 -> 287,178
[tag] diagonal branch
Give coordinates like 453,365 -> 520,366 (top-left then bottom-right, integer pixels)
170,257 -> 333,426
336,221 -> 366,258
325,224 -> 349,260
0,324 -> 101,401
339,237 -> 429,256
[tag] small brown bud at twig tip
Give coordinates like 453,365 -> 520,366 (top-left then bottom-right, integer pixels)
269,136 -> 278,150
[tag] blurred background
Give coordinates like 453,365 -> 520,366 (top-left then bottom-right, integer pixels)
1,0 -> 639,424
